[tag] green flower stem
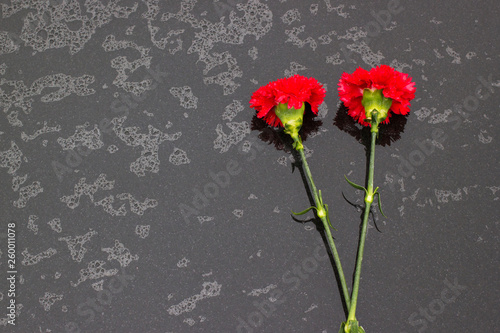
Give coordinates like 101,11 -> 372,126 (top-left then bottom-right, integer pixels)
346,126 -> 378,324
297,147 -> 351,310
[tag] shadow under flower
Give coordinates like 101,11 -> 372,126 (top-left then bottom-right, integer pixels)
333,102 -> 408,148
251,103 -> 323,153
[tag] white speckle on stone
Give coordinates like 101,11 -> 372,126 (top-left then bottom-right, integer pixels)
232,209 -> 243,218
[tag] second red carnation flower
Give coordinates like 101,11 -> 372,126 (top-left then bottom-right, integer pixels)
338,65 -> 416,127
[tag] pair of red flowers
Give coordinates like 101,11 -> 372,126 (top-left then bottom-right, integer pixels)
250,65 -> 416,127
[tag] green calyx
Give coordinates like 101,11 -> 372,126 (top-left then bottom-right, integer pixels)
339,320 -> 366,333
275,102 -> 305,150
361,89 -> 392,132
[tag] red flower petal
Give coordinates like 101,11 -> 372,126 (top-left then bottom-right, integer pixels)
249,75 -> 326,127
338,65 -> 416,126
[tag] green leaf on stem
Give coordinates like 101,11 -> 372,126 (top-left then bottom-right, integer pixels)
344,175 -> 367,192
324,204 -> 336,230
375,192 -> 387,218
291,206 -> 316,216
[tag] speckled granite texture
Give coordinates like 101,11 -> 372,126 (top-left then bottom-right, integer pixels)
0,1 -> 499,332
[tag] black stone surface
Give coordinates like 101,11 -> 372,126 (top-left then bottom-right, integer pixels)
0,1 -> 499,332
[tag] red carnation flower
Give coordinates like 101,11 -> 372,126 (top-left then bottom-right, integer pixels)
338,65 -> 416,127
250,75 -> 326,127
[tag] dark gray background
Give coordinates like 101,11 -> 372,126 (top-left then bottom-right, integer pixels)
1,0 -> 499,332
